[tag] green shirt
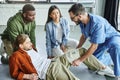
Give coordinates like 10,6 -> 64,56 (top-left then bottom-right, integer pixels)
2,11 -> 36,47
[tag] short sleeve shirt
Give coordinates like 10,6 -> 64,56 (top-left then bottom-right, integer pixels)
79,14 -> 120,44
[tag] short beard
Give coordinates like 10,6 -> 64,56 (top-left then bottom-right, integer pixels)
75,20 -> 82,25
23,16 -> 33,23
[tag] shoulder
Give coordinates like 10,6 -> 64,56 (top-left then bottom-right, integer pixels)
7,12 -> 22,24
9,52 -> 19,63
10,51 -> 21,59
10,49 -> 26,60
89,14 -> 106,24
45,21 -> 53,30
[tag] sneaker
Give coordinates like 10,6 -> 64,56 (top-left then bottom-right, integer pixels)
97,66 -> 115,77
1,53 -> 9,64
115,77 -> 120,80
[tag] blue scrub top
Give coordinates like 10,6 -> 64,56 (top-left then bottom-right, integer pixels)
79,14 -> 120,76
79,13 -> 120,47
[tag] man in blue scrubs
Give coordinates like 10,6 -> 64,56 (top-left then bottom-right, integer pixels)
68,3 -> 120,79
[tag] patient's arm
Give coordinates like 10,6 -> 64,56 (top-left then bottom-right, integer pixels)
9,52 -> 38,80
9,55 -> 25,80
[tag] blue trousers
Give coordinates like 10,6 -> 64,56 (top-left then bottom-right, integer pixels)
93,36 -> 120,76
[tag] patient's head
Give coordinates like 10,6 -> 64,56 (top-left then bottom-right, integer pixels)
14,34 -> 33,51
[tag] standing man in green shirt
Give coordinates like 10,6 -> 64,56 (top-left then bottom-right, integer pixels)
1,4 -> 36,64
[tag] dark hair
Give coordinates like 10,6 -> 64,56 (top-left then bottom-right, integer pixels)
14,34 -> 29,51
44,5 -> 62,31
68,3 -> 86,16
22,4 -> 35,13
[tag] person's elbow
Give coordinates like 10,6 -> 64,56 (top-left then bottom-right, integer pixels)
10,72 -> 18,79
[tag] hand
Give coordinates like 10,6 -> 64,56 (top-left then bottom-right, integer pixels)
72,59 -> 82,66
29,73 -> 39,80
60,44 -> 67,52
76,44 -> 81,49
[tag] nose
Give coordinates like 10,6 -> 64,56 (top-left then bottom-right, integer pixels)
32,16 -> 35,20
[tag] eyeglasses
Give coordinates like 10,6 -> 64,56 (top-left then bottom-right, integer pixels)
70,15 -> 77,21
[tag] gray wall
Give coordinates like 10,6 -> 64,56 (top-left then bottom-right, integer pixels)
95,0 -> 106,16
0,0 -> 105,26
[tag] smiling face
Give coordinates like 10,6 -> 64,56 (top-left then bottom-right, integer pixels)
49,9 -> 60,22
69,11 -> 82,25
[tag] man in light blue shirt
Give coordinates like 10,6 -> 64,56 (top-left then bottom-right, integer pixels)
68,3 -> 120,79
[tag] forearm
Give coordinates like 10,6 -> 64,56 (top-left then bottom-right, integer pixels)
30,32 -> 36,47
30,23 -> 36,47
79,43 -> 98,62
60,44 -> 67,52
77,34 -> 86,48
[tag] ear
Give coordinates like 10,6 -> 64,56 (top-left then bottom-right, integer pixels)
23,13 -> 26,18
19,44 -> 23,49
78,13 -> 82,18
49,14 -> 52,18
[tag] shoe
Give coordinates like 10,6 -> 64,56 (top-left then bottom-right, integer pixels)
97,66 -> 115,77
1,53 -> 9,64
115,77 -> 120,80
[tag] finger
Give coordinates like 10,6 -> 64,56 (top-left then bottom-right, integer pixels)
72,62 -> 77,66
33,76 -> 38,80
35,76 -> 39,79
33,73 -> 37,75
72,62 -> 75,66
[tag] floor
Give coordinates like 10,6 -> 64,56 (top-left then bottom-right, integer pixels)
0,25 -> 117,80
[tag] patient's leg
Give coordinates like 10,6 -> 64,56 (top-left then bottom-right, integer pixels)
78,48 -> 104,71
58,48 -> 104,70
